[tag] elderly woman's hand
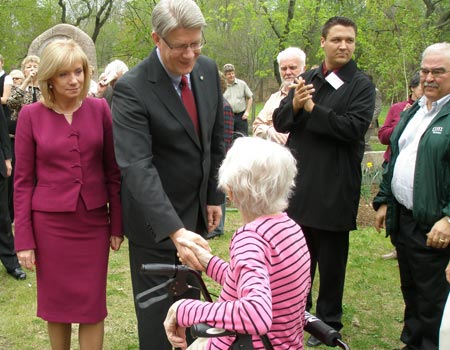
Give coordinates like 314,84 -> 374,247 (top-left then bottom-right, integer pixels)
177,238 -> 213,270
164,299 -> 187,349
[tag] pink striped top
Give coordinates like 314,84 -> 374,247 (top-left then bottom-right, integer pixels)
177,212 -> 311,349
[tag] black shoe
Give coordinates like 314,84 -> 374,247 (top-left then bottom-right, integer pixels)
306,335 -> 322,347
206,231 -> 222,240
7,267 -> 26,280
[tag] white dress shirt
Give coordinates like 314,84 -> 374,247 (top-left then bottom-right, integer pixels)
392,94 -> 450,209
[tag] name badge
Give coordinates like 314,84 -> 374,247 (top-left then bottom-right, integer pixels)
326,72 -> 344,90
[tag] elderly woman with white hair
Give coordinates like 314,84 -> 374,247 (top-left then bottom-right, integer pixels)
164,137 -> 311,350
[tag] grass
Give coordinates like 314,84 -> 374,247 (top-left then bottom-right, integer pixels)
0,208 -> 405,350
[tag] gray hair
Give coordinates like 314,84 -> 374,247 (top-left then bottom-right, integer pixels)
21,55 -> 40,72
422,42 -> 450,63
277,47 -> 306,68
9,69 -> 25,80
218,137 -> 297,220
152,0 -> 206,38
223,63 -> 235,73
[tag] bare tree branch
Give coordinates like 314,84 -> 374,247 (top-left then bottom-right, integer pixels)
258,0 -> 296,84
92,0 -> 114,43
74,0 -> 93,27
58,0 -> 67,23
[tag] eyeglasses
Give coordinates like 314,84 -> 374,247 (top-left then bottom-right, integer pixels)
161,33 -> 206,53
419,67 -> 449,78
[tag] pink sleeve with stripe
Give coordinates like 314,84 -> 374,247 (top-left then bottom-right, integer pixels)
177,230 -> 273,335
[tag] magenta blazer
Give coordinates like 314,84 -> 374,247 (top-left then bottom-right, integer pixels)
378,100 -> 411,162
14,97 -> 122,251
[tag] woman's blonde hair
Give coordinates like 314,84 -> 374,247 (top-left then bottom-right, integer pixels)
38,39 -> 90,109
218,137 -> 297,220
20,55 -> 40,72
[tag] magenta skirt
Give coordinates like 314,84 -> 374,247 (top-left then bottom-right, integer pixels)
32,197 -> 110,323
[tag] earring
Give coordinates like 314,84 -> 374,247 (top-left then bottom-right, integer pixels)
49,84 -> 53,89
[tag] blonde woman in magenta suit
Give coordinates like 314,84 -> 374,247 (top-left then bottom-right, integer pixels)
14,39 -> 123,350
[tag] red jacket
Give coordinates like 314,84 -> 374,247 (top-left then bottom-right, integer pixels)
378,99 -> 414,162
14,97 -> 122,250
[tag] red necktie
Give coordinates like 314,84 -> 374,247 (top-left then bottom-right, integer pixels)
180,75 -> 199,134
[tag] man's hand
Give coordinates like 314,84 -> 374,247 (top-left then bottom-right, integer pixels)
267,127 -> 288,144
446,261 -> 450,284
177,238 -> 213,271
5,159 -> 12,177
96,82 -> 108,98
426,217 -> 450,249
170,229 -> 211,271
164,299 -> 187,350
375,204 -> 387,233
207,205 -> 222,233
291,77 -> 315,113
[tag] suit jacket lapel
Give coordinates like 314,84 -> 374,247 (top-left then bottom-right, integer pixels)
148,50 -> 201,149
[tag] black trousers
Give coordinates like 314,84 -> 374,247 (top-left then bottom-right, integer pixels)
301,226 -> 349,331
233,111 -> 248,139
0,175 -> 19,272
392,206 -> 450,350
7,136 -> 15,222
128,241 -> 201,350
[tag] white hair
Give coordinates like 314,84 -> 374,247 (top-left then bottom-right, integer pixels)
422,42 -> 450,63
277,47 -> 306,68
100,60 -> 128,84
218,137 -> 297,219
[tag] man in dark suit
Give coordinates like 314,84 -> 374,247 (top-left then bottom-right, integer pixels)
0,102 -> 26,280
112,0 -> 224,349
273,16 -> 375,347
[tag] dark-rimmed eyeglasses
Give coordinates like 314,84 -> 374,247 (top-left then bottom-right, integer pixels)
161,33 -> 206,53
419,67 -> 449,78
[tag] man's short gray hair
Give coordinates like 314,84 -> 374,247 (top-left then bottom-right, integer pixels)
277,47 -> 306,68
223,63 -> 235,73
422,42 -> 450,63
152,0 -> 206,38
218,137 -> 297,220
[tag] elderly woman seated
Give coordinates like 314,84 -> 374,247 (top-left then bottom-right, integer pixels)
164,137 -> 311,350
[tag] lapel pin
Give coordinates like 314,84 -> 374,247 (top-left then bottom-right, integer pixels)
200,75 -> 204,81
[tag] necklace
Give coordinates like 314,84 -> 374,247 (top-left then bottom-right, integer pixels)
52,100 -> 83,116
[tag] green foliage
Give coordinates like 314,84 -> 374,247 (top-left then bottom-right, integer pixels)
361,161 -> 383,201
1,0 -> 449,101
0,0 -> 58,69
